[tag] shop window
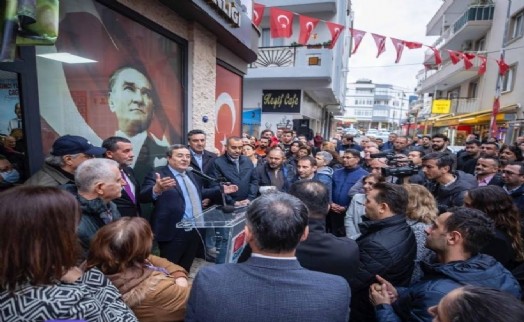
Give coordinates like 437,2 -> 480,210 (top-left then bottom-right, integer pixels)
0,70 -> 26,185
35,0 -> 185,182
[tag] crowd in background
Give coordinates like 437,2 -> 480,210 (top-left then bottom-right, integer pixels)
2,127 -> 524,321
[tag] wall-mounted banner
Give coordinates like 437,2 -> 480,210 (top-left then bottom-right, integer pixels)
262,90 -> 301,113
432,99 -> 451,114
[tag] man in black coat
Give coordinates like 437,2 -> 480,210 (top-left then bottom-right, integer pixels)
102,136 -> 141,217
349,182 -> 416,322
290,180 -> 359,286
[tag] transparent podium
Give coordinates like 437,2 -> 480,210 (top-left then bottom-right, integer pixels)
176,205 -> 247,263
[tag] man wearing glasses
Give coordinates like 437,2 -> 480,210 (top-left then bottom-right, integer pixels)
501,161 -> 524,216
25,135 -> 106,187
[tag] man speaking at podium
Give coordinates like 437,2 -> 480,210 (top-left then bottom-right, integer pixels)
140,144 -> 237,271
186,192 -> 351,322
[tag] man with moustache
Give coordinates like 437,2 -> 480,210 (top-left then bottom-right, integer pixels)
474,157 -> 503,187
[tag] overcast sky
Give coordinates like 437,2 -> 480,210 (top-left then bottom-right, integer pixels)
347,0 -> 444,93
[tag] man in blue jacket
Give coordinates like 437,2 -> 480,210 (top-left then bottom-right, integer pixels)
329,149 -> 368,236
370,207 -> 521,322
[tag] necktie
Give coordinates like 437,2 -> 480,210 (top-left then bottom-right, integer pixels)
121,170 -> 136,204
180,172 -> 202,217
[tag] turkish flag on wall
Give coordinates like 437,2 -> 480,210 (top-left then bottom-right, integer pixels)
371,33 -> 387,58
326,21 -> 344,48
270,8 -> 294,38
390,38 -> 405,63
350,28 -> 366,54
298,15 -> 319,45
253,3 -> 265,27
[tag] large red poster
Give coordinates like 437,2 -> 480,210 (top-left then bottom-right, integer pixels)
215,65 -> 242,152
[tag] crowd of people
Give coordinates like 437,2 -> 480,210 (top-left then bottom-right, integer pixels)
2,128 -> 524,321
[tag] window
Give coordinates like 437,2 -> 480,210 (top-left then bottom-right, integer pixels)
510,11 -> 524,40
475,37 -> 485,51
468,81 -> 478,98
502,66 -> 516,92
261,28 -> 270,47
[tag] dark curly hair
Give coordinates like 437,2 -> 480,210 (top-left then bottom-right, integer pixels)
465,186 -> 524,261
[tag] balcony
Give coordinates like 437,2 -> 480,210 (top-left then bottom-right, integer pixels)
424,4 -> 494,60
427,0 -> 470,36
451,97 -> 480,114
418,55 -> 482,94
247,46 -> 332,81
255,0 -> 336,14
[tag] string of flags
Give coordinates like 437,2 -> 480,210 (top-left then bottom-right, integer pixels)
252,3 -> 510,77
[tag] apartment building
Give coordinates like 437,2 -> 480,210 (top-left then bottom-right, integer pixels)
416,0 -> 524,143
243,0 -> 351,138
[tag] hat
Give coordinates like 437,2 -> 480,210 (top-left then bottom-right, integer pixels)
51,135 -> 106,156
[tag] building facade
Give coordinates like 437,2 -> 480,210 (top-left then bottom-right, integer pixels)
416,0 -> 524,144
344,79 -> 410,132
0,0 -> 259,181
243,0 -> 351,139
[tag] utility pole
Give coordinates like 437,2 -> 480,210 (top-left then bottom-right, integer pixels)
489,0 -> 512,138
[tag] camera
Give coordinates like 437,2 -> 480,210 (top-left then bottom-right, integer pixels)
369,152 -> 420,178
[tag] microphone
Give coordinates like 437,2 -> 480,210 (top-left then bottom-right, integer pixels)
187,167 -> 218,182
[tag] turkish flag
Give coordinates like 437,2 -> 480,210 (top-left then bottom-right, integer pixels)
390,38 -> 405,63
478,55 -> 487,75
371,33 -> 387,58
447,50 -> 462,64
350,28 -> 366,54
270,8 -> 294,38
326,21 -> 344,48
298,15 -> 319,45
427,46 -> 442,65
497,58 -> 510,75
461,52 -> 476,70
253,3 -> 265,27
490,97 -> 500,137
404,41 -> 422,49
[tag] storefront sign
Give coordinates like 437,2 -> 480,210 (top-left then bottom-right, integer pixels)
432,99 -> 451,114
207,0 -> 241,27
262,90 -> 301,113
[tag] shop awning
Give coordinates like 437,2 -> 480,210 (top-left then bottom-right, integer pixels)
420,104 -> 518,127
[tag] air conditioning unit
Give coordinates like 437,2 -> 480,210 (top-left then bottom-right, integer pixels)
461,41 -> 473,51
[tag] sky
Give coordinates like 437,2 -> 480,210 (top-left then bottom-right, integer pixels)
347,0 -> 444,92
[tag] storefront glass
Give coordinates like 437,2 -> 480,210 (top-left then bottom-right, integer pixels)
35,0 -> 185,181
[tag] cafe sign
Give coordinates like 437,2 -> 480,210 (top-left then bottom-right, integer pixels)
262,90 -> 301,113
206,0 -> 241,27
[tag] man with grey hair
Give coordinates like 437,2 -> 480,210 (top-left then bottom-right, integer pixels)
74,158 -> 124,255
186,192 -> 351,322
25,135 -> 106,186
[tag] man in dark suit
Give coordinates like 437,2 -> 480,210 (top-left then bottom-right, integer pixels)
185,192 -> 351,322
290,180 -> 359,286
475,156 -> 503,187
140,144 -> 237,271
102,136 -> 140,217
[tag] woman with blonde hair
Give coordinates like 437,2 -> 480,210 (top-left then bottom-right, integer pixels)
86,217 -> 190,322
403,183 -> 438,283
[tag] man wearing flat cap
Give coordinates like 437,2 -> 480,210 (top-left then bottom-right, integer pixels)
25,135 -> 106,187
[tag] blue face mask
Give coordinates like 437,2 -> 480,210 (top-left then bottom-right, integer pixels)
1,169 -> 20,183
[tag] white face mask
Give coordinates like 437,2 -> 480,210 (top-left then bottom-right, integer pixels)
0,169 -> 20,183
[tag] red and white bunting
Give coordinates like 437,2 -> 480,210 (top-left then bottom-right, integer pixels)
270,8 -> 294,38
298,15 -> 319,45
371,33 -> 387,58
446,49 -> 462,65
496,58 -> 510,76
427,46 -> 442,66
326,21 -> 344,48
390,37 -> 405,64
478,55 -> 487,75
350,28 -> 366,54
